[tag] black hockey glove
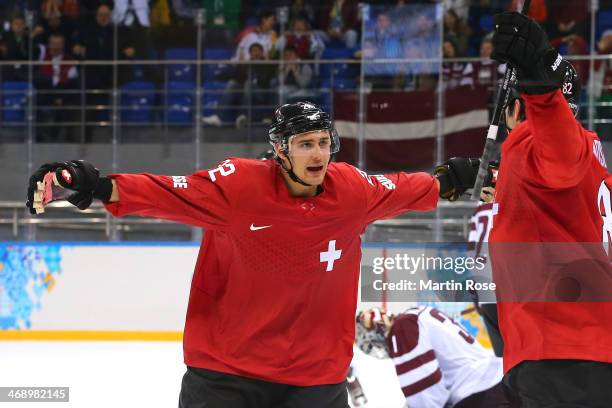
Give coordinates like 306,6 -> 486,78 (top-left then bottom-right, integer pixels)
27,161 -> 64,214
491,12 -> 568,94
26,160 -> 113,214
434,158 -> 480,201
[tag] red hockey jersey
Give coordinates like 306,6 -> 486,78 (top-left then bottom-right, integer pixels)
104,159 -> 439,385
489,89 -> 612,372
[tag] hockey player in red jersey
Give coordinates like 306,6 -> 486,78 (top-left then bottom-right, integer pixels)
487,11 -> 612,406
25,102 -> 478,407
355,307 -> 517,408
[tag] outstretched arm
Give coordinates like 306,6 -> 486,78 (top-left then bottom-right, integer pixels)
27,160 -> 236,230
109,179 -> 119,202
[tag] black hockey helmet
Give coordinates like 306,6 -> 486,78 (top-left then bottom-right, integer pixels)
256,149 -> 276,160
561,61 -> 581,117
504,60 -> 581,120
268,101 -> 340,155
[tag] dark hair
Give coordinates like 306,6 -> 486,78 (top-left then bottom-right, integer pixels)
11,15 -> 25,22
97,3 -> 113,12
49,32 -> 65,41
507,95 -> 526,122
291,15 -> 309,28
249,42 -> 264,52
443,36 -> 458,53
284,45 -> 297,54
259,10 -> 275,23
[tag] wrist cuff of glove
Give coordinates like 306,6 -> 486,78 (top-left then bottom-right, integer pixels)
93,177 -> 113,202
518,81 -> 558,95
435,171 -> 454,198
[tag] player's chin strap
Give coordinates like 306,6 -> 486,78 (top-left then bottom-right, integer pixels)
278,157 -> 312,187
277,152 -> 335,188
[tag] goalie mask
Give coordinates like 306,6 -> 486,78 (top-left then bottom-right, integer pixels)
355,308 -> 393,359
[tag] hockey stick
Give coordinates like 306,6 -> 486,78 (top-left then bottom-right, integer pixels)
470,0 -> 532,201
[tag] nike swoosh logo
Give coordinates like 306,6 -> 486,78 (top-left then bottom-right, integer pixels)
250,224 -> 272,231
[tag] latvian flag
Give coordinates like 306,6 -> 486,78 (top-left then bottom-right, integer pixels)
334,86 -> 490,171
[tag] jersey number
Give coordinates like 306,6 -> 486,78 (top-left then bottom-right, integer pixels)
208,160 -> 236,182
429,308 -> 475,344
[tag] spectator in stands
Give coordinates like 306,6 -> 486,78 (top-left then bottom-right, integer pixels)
467,0 -> 505,57
274,45 -> 313,103
0,15 -> 42,81
318,0 -> 359,49
35,32 -> 79,142
443,8 -> 471,57
275,16 -> 324,60
41,0 -> 79,22
204,42 -> 276,128
72,3 -> 136,139
472,34 -> 505,89
508,0 -> 547,22
361,12 -> 402,90
150,0 -> 172,29
592,29 -> 612,140
0,1 -> 18,28
234,10 -> 277,60
113,0 -> 152,72
545,0 -> 589,43
202,0 -> 240,47
78,0 -> 107,24
442,37 -> 473,90
33,10 -> 78,53
443,0 -> 470,21
289,0 -> 316,26
114,0 -> 150,27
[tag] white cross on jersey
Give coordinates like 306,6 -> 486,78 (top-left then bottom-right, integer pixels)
320,240 -> 342,272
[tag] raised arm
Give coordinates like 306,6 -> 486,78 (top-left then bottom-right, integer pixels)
490,12 -> 591,187
524,89 -> 589,187
26,159 -> 237,230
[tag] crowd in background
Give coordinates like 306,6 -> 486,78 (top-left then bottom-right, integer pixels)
0,0 -> 612,139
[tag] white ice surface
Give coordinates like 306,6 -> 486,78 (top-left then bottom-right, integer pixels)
0,342 -> 406,408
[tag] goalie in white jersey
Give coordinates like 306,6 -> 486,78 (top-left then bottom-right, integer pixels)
355,307 -> 517,408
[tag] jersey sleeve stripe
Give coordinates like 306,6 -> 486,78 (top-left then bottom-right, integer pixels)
397,358 -> 440,388
395,349 -> 436,375
391,335 -> 430,365
400,367 -> 443,397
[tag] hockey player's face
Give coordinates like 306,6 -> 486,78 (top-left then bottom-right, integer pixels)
285,130 -> 331,184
